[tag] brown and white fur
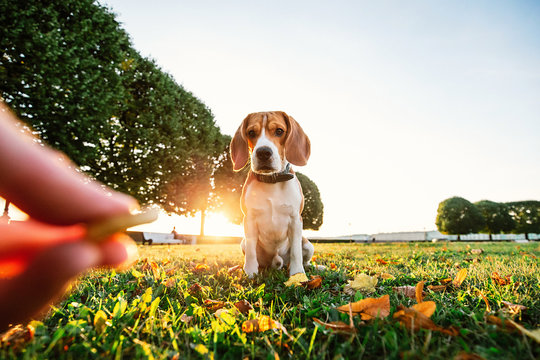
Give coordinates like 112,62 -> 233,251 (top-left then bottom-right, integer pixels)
230,111 -> 314,277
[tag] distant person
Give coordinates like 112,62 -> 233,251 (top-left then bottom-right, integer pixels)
0,101 -> 138,331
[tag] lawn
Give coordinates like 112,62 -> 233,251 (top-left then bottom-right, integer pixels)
1,241 -> 539,359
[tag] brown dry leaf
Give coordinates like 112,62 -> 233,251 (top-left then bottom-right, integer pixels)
477,290 -> 491,312
204,299 -> 226,312
411,301 -> 436,318
376,258 -> 388,265
0,324 -> 35,349
491,272 -> 511,286
165,266 -> 180,276
486,315 -> 519,331
163,278 -> 176,288
415,281 -> 425,303
506,319 -> 540,344
180,313 -> 193,324
330,263 -> 337,270
284,272 -> 309,287
427,285 -> 448,292
454,352 -> 487,360
141,260 -> 160,279
337,294 -> 390,320
234,300 -> 254,315
393,285 -> 416,299
189,283 -> 203,295
379,273 -> 395,280
313,318 -> 356,333
501,301 -> 527,315
393,305 -> 458,336
302,276 -> 323,290
453,268 -> 467,288
242,315 -> 287,334
192,263 -> 210,273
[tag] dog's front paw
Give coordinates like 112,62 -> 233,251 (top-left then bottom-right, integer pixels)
244,262 -> 259,278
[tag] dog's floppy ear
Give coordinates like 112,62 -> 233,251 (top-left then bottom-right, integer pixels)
281,112 -> 311,166
230,116 -> 250,171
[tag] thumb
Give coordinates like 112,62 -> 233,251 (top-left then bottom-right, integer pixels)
0,242 -> 100,330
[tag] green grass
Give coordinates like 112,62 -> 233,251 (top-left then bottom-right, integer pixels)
1,241 -> 539,359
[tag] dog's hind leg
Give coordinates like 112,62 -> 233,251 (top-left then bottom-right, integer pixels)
302,237 -> 315,266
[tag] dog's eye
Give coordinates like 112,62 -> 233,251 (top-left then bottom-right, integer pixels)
275,128 -> 284,137
247,130 -> 257,138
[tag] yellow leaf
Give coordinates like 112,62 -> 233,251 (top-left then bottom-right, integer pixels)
347,273 -> 378,294
241,315 -> 286,334
415,281 -> 425,304
284,272 -> 309,287
93,310 -> 108,334
379,273 -> 395,280
411,301 -> 436,318
453,268 -> 467,288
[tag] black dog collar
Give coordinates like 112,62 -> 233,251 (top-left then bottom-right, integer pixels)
254,163 -> 294,184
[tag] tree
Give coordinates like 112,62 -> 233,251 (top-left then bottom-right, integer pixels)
505,201 -> 540,234
474,200 -> 516,234
1,0 -> 226,226
296,172 -> 324,230
0,0 -> 131,166
435,197 -> 485,235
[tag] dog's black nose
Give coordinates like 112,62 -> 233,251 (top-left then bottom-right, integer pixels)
256,146 -> 273,161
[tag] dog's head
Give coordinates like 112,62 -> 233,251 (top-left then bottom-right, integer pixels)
230,111 -> 310,173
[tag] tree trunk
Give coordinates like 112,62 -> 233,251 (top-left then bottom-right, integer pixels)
200,209 -> 206,237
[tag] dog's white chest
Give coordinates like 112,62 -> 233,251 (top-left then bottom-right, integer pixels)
244,180 -> 302,247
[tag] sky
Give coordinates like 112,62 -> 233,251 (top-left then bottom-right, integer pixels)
10,0 -> 539,237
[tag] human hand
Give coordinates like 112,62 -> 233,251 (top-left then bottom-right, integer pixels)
0,102 -> 140,330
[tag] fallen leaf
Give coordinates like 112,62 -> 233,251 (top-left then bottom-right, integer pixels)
506,319 -> 540,344
411,301 -> 436,318
376,258 -> 388,265
491,272 -> 511,286
242,315 -> 287,334
454,352 -> 487,360
427,285 -> 448,292
313,318 -> 356,333
204,300 -> 226,312
192,263 -> 210,273
0,324 -> 35,349
393,305 -> 458,336
165,266 -> 179,276
440,277 -> 453,284
346,273 -> 378,294
415,281 -> 425,303
234,300 -> 254,315
330,263 -> 337,270
189,283 -> 203,294
379,273 -> 395,280
93,310 -> 109,334
180,313 -> 193,324
302,276 -> 323,290
393,285 -> 416,299
453,268 -> 467,288
501,301 -> 527,315
477,290 -> 491,312
163,278 -> 176,288
284,272 -> 309,287
337,294 -> 390,320
486,315 -> 519,331
470,249 -> 484,255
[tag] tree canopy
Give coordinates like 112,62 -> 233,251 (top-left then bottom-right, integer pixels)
474,200 -> 515,234
1,0 -> 224,221
435,197 -> 485,235
296,172 -> 324,230
506,201 -> 540,234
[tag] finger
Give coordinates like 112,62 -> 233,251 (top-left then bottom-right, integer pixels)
0,103 -> 138,225
0,242 -> 101,330
97,233 -> 139,268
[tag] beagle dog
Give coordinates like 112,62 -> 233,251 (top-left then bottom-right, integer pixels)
230,111 -> 314,277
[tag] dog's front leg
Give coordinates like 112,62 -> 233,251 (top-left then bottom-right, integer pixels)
288,215 -> 305,276
243,214 -> 259,277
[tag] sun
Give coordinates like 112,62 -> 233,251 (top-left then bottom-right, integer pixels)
202,212 -> 243,237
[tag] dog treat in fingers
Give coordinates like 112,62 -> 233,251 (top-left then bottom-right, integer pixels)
86,208 -> 159,242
